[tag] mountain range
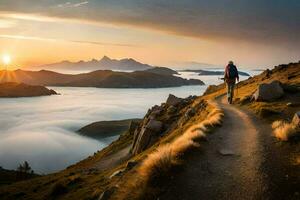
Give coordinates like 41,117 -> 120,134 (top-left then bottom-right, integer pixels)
34,56 -> 153,72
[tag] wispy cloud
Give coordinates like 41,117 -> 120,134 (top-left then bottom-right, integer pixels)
0,0 -> 299,47
0,19 -> 16,28
73,1 -> 89,7
0,34 -> 139,47
0,12 -> 57,22
57,1 -> 89,8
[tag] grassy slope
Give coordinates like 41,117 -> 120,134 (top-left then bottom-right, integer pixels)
204,62 -> 300,122
0,94 -> 212,200
1,62 -> 298,199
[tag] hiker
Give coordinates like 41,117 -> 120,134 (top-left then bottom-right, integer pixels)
224,61 -> 239,104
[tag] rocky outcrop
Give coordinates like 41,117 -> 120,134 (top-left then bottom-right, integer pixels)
253,81 -> 284,102
281,84 -> 300,93
131,94 -> 205,155
131,118 -> 163,154
166,94 -> 182,106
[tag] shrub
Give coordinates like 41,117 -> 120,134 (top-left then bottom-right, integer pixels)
272,120 -> 300,141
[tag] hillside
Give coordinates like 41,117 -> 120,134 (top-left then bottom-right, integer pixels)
0,93 -> 220,200
204,62 -> 300,122
78,119 -> 141,140
144,67 -> 178,76
0,62 -> 299,200
0,167 -> 39,185
34,56 -> 153,72
0,82 -> 57,97
0,69 -> 204,88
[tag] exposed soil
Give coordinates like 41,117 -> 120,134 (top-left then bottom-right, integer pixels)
159,98 -> 300,200
93,145 -> 131,171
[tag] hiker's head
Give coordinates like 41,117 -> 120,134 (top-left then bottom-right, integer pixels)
229,61 -> 234,65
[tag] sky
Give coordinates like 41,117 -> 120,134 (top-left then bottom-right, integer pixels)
0,0 -> 299,69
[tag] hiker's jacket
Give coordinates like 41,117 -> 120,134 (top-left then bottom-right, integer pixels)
224,64 -> 239,84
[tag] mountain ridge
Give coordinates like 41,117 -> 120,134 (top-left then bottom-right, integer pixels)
33,56 -> 153,72
0,69 -> 204,88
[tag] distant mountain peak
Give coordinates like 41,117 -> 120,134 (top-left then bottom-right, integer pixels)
36,56 -> 153,72
100,55 -> 111,61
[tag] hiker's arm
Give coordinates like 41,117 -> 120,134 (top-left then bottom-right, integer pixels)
235,66 -> 239,82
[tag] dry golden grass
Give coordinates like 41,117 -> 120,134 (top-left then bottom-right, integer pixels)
272,120 -> 300,141
137,101 -> 223,184
138,145 -> 178,182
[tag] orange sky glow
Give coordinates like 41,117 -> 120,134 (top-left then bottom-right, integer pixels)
0,1 -> 299,70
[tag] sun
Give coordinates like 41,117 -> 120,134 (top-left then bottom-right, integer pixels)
2,54 -> 11,65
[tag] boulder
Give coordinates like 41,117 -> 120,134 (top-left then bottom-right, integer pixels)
185,108 -> 196,119
131,119 -> 163,154
132,128 -> 154,154
167,105 -> 177,114
253,81 -> 284,102
281,84 -> 300,93
292,111 -> 300,127
145,119 -> 163,132
128,120 -> 140,135
166,94 -> 182,106
99,186 -> 117,200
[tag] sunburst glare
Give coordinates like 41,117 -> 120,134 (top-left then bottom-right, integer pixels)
2,54 -> 11,65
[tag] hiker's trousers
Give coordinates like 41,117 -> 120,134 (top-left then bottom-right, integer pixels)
227,82 -> 235,100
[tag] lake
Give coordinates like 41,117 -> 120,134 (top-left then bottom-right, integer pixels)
0,71 -> 259,173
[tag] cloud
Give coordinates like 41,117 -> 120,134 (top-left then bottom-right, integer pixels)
0,18 -> 16,28
0,1 -> 299,47
0,34 -> 139,47
57,1 -> 89,8
73,1 -> 89,7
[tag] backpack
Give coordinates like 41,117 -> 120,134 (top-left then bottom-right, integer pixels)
228,64 -> 238,79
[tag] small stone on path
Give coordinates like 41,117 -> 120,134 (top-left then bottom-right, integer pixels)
218,149 -> 235,156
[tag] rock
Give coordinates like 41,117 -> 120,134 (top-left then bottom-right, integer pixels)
281,84 -> 300,93
167,105 -> 177,114
109,169 -> 124,179
166,94 -> 182,106
131,119 -> 163,154
132,128 -> 154,154
292,111 -> 300,127
148,105 -> 163,119
185,108 -> 196,118
126,161 -> 138,170
261,69 -> 272,80
253,81 -> 284,102
98,186 -> 117,200
219,149 -> 235,156
128,120 -> 140,135
145,119 -> 163,132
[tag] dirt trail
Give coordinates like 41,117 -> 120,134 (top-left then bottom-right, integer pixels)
160,98 -> 299,200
